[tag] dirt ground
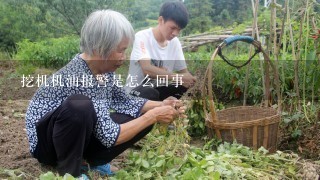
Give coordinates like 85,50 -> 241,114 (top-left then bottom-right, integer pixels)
0,61 -> 46,179
0,100 -> 46,179
0,62 -> 319,179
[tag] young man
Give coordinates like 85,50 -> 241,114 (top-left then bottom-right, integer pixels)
125,1 -> 196,101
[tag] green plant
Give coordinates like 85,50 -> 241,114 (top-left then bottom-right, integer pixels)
0,51 -> 11,60
0,169 -> 29,179
111,137 -> 319,179
186,100 -> 206,136
39,172 -> 75,180
232,23 -> 247,34
14,36 -> 79,69
16,63 -> 37,75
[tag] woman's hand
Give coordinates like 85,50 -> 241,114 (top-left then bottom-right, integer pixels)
145,106 -> 178,124
175,105 -> 187,119
162,97 -> 187,118
141,97 -> 187,123
162,96 -> 184,109
160,97 -> 187,120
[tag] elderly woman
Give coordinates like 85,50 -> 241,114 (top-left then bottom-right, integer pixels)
25,10 -> 185,178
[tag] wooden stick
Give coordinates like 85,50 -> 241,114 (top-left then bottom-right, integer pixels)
287,1 -> 301,111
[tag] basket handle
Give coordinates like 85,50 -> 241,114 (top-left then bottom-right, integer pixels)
202,36 -> 282,123
224,35 -> 254,46
202,48 -> 220,123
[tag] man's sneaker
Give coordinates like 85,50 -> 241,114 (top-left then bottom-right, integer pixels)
81,163 -> 114,176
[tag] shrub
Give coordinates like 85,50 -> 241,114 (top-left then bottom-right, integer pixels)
14,36 -> 80,69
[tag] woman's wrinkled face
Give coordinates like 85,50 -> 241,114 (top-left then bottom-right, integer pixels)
105,38 -> 129,71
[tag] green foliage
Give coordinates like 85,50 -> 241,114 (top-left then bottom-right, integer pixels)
0,51 -> 11,60
257,9 -> 271,35
184,0 -> 213,35
39,0 -> 122,35
117,0 -> 163,30
0,0 -> 54,51
232,23 -> 248,35
282,111 -> 304,138
281,103 -> 319,143
2,0 -> 316,54
184,46 -> 266,136
16,63 -> 37,75
110,133 -> 310,179
14,36 -> 79,68
219,9 -> 231,25
186,99 -> 225,137
210,0 -> 253,27
0,169 -> 28,179
186,100 -> 206,136
186,36 -> 318,106
185,47 -> 211,73
39,171 -> 76,180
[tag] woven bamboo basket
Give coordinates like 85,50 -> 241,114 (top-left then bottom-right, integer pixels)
203,36 -> 281,153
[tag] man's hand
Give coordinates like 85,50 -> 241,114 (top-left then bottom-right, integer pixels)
181,72 -> 196,88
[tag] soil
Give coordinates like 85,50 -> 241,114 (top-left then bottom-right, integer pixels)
0,61 -> 46,179
0,100 -> 46,179
0,61 -> 319,179
279,122 -> 320,160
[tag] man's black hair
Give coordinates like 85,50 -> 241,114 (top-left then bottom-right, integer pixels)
159,1 -> 189,29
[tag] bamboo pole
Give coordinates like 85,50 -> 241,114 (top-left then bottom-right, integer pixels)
270,0 -> 282,112
303,0 -> 310,122
181,28 -> 281,51
243,0 -> 257,106
277,0 -> 287,112
270,0 -> 276,107
254,0 -> 267,107
276,0 -> 287,111
287,1 -> 301,111
312,16 -> 320,64
281,0 -> 288,112
272,0 -> 278,61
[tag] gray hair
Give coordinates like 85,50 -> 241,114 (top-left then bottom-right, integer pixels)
80,10 -> 134,59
